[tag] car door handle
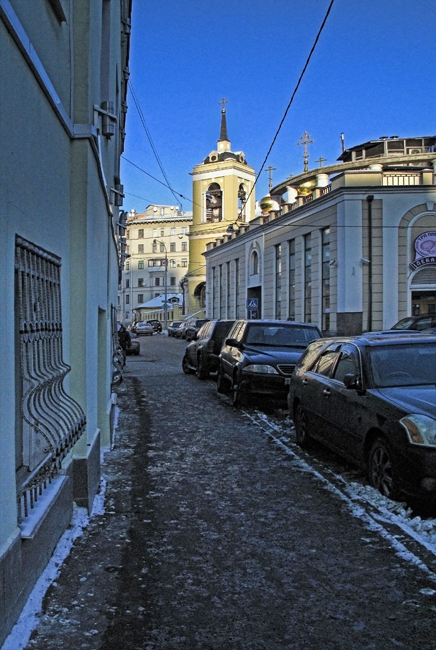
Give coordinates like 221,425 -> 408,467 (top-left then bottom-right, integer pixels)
323,389 -> 331,396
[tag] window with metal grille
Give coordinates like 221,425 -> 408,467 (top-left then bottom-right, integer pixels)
15,236 -> 86,522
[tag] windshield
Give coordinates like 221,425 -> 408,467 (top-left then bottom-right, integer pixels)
245,325 -> 319,347
370,343 -> 436,387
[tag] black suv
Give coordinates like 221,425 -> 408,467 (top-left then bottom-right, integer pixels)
217,319 -> 322,407
147,319 -> 162,333
182,320 -> 235,379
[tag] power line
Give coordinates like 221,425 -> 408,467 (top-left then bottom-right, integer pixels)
128,82 -> 183,208
241,0 -> 336,211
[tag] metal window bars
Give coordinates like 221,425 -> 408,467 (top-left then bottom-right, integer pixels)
15,237 -> 86,523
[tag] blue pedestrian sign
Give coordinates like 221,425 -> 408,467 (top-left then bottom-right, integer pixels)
246,298 -> 258,310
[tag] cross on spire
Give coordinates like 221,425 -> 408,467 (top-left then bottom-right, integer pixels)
219,97 -> 228,113
265,165 -> 276,191
297,131 -> 315,171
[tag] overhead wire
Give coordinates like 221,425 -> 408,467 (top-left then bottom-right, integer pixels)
128,82 -> 184,208
240,0 -> 336,212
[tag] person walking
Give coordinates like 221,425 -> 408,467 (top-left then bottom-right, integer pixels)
117,324 -> 131,361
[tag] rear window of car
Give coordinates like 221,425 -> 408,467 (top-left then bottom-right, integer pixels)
370,342 -> 436,387
215,321 -> 235,341
245,324 -> 320,346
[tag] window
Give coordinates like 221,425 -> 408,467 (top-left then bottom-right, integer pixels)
160,242 -> 165,253
170,259 -> 176,268
138,229 -> 144,238
205,183 -> 223,222
182,242 -> 187,251
160,228 -> 164,237
125,261 -> 129,270
138,244 -> 144,254
304,234 -> 312,322
153,229 -> 157,237
126,294 -> 130,304
125,278 -> 130,288
138,278 -> 144,287
152,241 -> 157,253
138,294 -> 144,304
288,239 -> 295,320
181,259 -> 188,267
275,244 -> 282,319
15,237 -> 85,521
321,228 -> 330,332
170,228 -> 176,236
170,276 -> 176,286
155,277 -> 160,287
181,227 -> 187,235
170,242 -> 176,252
138,260 -> 144,270
251,250 -> 259,275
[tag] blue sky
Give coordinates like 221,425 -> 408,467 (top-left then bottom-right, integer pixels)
121,0 -> 436,213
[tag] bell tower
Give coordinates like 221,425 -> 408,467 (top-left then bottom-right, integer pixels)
186,100 -> 256,316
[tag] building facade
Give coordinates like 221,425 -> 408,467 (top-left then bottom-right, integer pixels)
186,104 -> 256,317
0,0 -> 131,643
203,136 -> 436,334
118,205 -> 192,325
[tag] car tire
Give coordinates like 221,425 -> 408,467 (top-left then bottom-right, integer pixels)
196,355 -> 209,380
368,437 -> 401,500
135,350 -> 140,356
182,353 -> 193,375
216,367 -> 230,394
294,403 -> 311,448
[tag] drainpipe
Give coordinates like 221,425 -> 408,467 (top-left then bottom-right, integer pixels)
366,195 -> 374,331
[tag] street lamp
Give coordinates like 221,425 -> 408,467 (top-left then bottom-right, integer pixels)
153,239 -> 168,332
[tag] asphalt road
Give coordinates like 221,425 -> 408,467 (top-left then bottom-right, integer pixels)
24,334 -> 436,650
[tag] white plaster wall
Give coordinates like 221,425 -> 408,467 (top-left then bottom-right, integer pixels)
336,199 -> 363,313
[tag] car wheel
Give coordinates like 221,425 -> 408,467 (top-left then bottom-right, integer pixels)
368,437 -> 400,500
182,353 -> 193,375
135,350 -> 140,356
196,355 -> 209,380
216,367 -> 230,394
294,403 -> 311,448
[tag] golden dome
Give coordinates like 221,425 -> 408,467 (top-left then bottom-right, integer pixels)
259,195 -> 280,214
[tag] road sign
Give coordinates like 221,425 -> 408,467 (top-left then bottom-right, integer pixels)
246,298 -> 258,310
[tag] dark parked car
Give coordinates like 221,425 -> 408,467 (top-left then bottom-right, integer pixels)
391,315 -> 436,331
185,318 -> 210,342
168,321 -> 183,337
147,319 -> 162,333
217,320 -> 322,407
125,332 -> 140,355
182,320 -> 235,379
288,332 -> 436,500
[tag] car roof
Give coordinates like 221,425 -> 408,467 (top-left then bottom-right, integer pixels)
310,332 -> 436,348
240,319 -> 320,327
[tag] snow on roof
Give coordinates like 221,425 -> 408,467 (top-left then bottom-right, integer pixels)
137,293 -> 182,309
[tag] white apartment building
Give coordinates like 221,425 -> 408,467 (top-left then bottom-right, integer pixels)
118,205 -> 193,324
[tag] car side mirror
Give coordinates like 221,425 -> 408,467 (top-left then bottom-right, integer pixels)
226,338 -> 242,349
343,373 -> 360,390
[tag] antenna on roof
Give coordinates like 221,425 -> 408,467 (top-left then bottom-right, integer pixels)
340,132 -> 345,153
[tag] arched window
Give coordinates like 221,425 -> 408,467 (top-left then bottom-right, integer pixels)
251,250 -> 259,275
205,183 -> 223,223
